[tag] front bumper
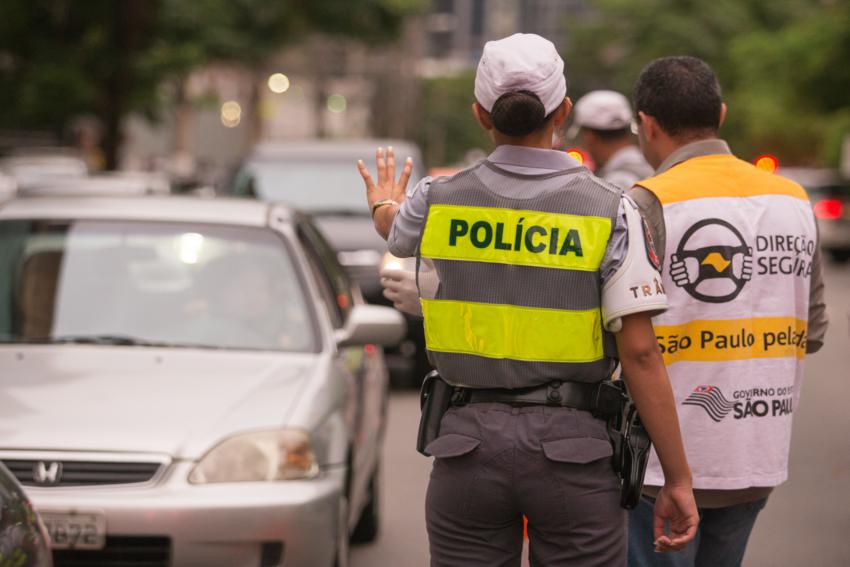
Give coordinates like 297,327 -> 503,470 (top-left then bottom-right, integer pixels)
27,462 -> 345,567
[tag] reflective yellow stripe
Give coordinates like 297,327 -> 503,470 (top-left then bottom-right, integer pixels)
422,299 -> 604,362
654,317 -> 808,365
420,205 -> 612,271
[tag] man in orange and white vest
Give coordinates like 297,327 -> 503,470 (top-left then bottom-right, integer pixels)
627,56 -> 829,567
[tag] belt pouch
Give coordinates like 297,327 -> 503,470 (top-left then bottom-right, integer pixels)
417,371 -> 454,456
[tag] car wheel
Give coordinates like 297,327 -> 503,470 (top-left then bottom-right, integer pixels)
828,249 -> 850,263
334,495 -> 350,567
350,465 -> 380,544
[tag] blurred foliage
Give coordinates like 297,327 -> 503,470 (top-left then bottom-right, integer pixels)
416,71 -> 491,168
565,0 -> 850,165
0,0 -> 423,168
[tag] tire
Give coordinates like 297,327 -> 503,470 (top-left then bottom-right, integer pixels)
350,466 -> 380,544
333,495 -> 350,567
828,249 -> 850,263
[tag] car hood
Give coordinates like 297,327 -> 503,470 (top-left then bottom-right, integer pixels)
0,346 -> 316,459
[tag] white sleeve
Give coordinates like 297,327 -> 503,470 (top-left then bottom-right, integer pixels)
601,196 -> 668,333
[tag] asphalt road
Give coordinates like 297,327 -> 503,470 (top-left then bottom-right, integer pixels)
352,260 -> 850,567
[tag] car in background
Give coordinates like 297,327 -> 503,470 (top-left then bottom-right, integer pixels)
21,171 -> 171,198
0,148 -> 88,191
227,139 -> 429,386
0,172 -> 15,202
0,461 -> 52,567
779,167 -> 850,262
0,194 -> 404,566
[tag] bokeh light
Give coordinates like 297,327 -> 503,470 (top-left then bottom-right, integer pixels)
327,94 -> 347,114
754,154 -> 778,173
220,100 -> 242,128
566,148 -> 585,165
267,73 -> 290,94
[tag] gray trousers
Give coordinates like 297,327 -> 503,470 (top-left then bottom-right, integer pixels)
425,403 -> 626,567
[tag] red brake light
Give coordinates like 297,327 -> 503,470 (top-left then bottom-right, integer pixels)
566,148 -> 585,165
813,199 -> 843,220
754,155 -> 779,173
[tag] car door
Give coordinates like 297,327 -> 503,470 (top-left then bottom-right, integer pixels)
296,219 -> 387,520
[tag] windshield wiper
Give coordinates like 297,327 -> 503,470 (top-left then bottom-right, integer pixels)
54,334 -> 169,346
0,334 -> 170,346
0,334 -> 219,349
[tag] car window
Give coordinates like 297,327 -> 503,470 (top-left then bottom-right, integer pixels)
0,220 -> 317,352
240,157 -> 423,213
813,184 -> 850,197
297,224 -> 345,329
302,220 -> 355,314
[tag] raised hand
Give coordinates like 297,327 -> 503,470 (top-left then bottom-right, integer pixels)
357,146 -> 413,211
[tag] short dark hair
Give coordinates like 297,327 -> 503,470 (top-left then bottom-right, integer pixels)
583,127 -> 632,141
489,90 -> 554,137
634,56 -> 722,138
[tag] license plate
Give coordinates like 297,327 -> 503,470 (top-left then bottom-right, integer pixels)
41,511 -> 106,550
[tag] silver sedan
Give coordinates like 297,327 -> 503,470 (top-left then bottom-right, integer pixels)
0,194 -> 404,566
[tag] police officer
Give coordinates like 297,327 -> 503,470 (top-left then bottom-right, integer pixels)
568,90 -> 653,189
358,34 -> 698,566
626,56 -> 829,567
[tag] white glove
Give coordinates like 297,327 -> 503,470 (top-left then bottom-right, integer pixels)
380,268 -> 422,317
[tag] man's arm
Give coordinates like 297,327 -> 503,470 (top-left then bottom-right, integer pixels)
806,237 -> 828,354
616,313 -> 698,552
628,186 -> 667,266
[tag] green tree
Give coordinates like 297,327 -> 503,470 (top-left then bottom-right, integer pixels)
416,71 -> 491,168
0,0 -> 423,169
564,0 -> 850,165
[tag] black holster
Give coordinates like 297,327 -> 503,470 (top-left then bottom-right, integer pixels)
416,371 -> 455,456
606,379 -> 652,510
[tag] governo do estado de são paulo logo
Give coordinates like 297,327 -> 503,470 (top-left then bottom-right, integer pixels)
683,385 -> 794,422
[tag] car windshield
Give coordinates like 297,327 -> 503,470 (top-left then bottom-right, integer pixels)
805,183 -> 850,198
239,157 -> 422,213
240,159 -> 368,213
0,220 -> 316,352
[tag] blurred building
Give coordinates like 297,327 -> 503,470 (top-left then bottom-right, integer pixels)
421,0 -> 586,74
121,0 -> 586,176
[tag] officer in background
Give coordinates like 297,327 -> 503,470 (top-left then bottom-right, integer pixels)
626,56 -> 829,567
568,90 -> 653,189
358,34 -> 698,566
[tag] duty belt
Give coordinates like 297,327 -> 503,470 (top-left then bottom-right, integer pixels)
449,380 -> 625,418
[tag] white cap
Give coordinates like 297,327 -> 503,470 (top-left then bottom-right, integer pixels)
474,33 -> 567,116
570,90 -> 634,133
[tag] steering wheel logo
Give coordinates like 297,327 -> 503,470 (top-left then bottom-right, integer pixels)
670,219 -> 753,303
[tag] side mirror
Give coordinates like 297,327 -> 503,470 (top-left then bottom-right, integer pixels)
335,304 -> 406,348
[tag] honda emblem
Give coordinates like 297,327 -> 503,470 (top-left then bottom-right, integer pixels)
33,461 -> 63,485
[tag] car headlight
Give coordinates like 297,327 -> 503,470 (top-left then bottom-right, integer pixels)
380,252 -> 416,273
188,429 -> 319,484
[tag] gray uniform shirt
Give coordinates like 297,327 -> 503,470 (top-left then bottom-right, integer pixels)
596,145 -> 654,190
388,145 -> 630,283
